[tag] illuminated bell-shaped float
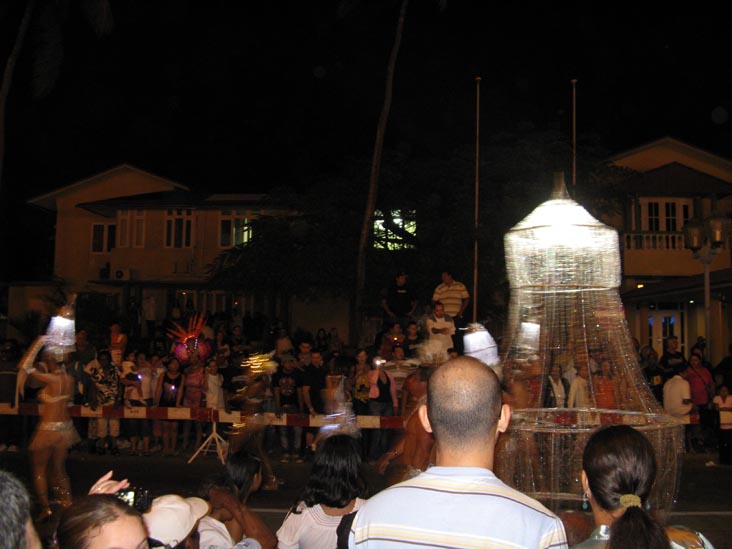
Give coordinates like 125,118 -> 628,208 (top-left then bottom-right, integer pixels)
495,174 -> 684,514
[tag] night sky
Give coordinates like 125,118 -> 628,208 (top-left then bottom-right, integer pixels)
1,1 -> 731,279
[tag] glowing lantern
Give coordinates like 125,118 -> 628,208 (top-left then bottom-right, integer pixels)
496,174 -> 683,516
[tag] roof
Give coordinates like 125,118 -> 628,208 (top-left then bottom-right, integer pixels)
620,162 -> 732,197
609,137 -> 732,183
76,190 -> 281,218
28,164 -> 190,211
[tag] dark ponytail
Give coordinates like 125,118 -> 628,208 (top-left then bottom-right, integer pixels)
583,425 -> 669,549
608,506 -> 669,549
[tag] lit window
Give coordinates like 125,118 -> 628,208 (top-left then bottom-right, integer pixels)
220,210 -> 253,247
373,209 -> 417,250
91,224 -> 116,253
165,209 -> 193,248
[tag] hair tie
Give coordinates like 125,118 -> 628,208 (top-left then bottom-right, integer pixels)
619,494 -> 642,509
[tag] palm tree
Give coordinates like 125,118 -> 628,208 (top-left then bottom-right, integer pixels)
0,0 -> 114,196
353,0 -> 409,343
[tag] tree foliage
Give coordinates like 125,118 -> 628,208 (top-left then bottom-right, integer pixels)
208,127 -> 633,332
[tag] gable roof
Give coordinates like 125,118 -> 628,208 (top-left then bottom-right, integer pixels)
620,162 -> 732,197
609,137 -> 732,183
28,164 -> 190,211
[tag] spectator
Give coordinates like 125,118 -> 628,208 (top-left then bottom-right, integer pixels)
223,451 -> 277,548
594,359 -> 617,409
155,358 -> 184,456
544,363 -> 569,408
273,355 -> 304,463
664,369 -> 692,450
381,271 -> 417,330
403,322 -> 422,359
277,435 -> 367,549
144,494 -> 209,549
713,385 -> 732,465
0,340 -> 22,452
349,357 -> 567,548
314,328 -> 330,354
714,344 -> 732,390
684,353 -> 715,451
367,356 -> 398,461
109,322 -> 128,367
88,350 -> 122,455
432,271 -> 469,352
182,353 -> 206,452
205,358 -> 226,410
0,470 -> 42,549
351,349 -> 372,459
568,363 -> 591,408
57,495 -> 147,549
575,425 -> 712,549
303,350 -> 329,453
121,351 -> 154,456
659,336 -> 686,380
425,302 -> 455,357
643,348 -> 664,404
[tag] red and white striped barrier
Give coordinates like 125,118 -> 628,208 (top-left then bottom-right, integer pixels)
0,403 -> 405,429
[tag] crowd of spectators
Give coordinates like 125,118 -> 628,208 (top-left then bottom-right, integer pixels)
639,335 -> 732,462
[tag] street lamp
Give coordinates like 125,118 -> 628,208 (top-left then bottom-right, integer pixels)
682,211 -> 729,362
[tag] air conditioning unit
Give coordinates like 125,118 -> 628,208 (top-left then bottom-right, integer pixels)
113,268 -> 132,281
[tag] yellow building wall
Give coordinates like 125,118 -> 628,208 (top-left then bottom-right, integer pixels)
54,169 -> 183,291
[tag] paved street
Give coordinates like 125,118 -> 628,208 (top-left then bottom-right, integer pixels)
1,446 -> 730,548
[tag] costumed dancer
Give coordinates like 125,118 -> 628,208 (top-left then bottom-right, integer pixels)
227,351 -> 280,491
16,301 -> 79,521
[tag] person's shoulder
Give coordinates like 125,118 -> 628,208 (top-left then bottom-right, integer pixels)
666,524 -> 715,549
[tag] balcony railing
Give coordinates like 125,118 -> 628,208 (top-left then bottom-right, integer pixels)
623,232 -> 687,251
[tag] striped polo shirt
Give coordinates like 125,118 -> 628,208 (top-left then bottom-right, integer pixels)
350,466 -> 568,549
432,282 -> 469,317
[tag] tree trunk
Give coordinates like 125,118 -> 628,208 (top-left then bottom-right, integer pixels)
0,0 -> 36,198
352,0 -> 408,345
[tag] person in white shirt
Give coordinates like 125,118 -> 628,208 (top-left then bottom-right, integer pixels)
568,363 -> 591,408
425,302 -> 455,357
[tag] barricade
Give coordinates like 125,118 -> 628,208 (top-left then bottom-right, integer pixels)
0,402 -> 406,429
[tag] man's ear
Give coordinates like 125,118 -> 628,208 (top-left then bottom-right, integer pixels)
418,404 -> 433,433
581,470 -> 590,495
496,404 -> 511,434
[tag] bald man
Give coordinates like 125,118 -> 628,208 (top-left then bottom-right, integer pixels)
349,357 -> 568,549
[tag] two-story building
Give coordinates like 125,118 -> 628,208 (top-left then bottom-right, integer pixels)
8,164 -> 351,342
605,138 -> 732,363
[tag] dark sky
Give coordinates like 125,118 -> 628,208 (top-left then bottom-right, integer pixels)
2,0 -> 731,200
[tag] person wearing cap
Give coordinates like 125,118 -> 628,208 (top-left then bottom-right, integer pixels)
381,272 -> 417,330
144,494 -> 209,549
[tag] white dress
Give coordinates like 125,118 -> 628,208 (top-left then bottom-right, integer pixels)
277,499 -> 366,549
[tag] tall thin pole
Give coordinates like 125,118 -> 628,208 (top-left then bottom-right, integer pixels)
571,79 -> 577,189
472,76 -> 481,322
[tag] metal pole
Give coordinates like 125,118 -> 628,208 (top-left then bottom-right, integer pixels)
704,258 -> 711,362
571,79 -> 577,190
473,76 -> 481,322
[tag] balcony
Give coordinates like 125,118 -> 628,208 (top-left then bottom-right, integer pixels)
623,231 -> 686,251
622,231 -> 731,277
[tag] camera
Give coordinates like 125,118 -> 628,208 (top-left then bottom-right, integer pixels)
116,487 -> 150,512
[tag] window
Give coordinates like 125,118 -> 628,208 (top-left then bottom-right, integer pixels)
640,198 -> 692,232
647,202 -> 660,231
219,210 -> 253,248
91,224 -> 116,253
165,209 -> 193,248
664,203 -> 677,231
373,209 -> 417,250
118,209 -> 146,248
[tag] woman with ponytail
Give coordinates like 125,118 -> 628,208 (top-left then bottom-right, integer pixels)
574,425 -> 714,549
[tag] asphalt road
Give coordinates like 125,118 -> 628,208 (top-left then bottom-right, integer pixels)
1,446 -> 730,548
